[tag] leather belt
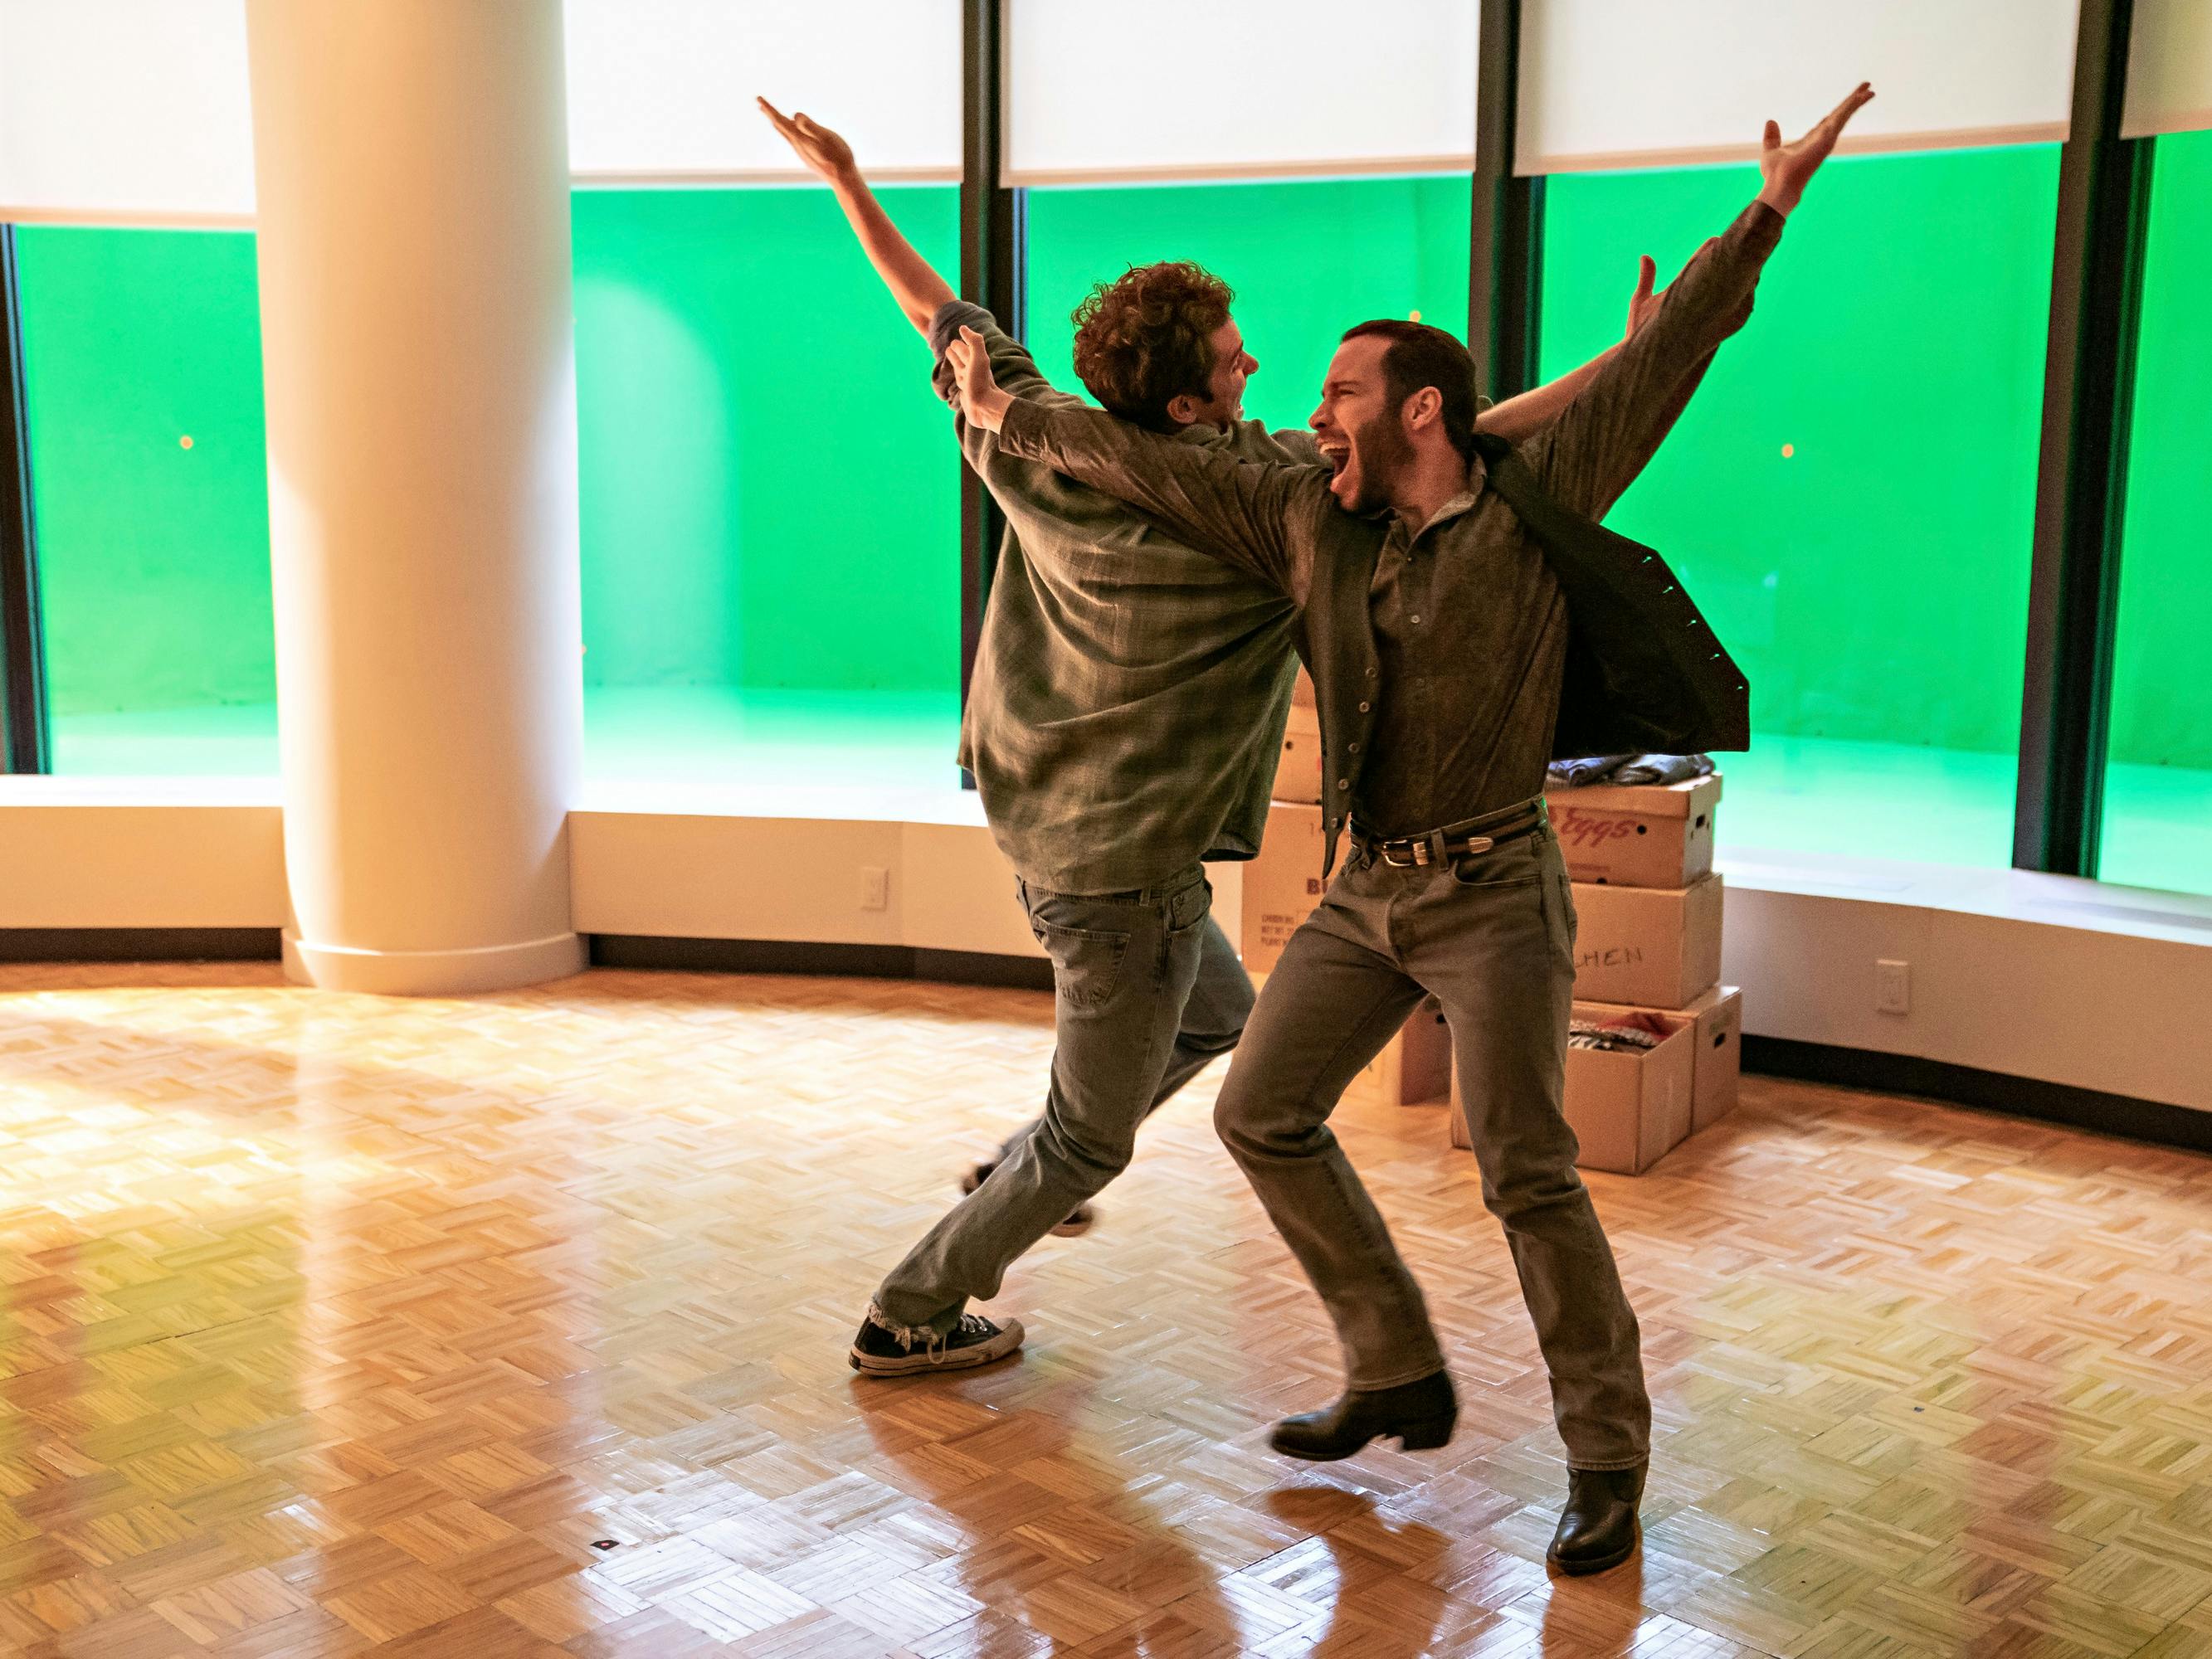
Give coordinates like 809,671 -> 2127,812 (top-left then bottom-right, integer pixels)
1351,800 -> 1546,868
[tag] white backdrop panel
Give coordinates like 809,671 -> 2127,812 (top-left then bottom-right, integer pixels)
1518,0 -> 2081,175
564,0 -> 962,182
2124,0 -> 2212,137
0,0 -> 256,223
1006,0 -> 1478,185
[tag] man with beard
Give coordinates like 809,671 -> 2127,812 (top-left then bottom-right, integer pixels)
945,85 -> 1873,1574
758,100 -> 1661,1379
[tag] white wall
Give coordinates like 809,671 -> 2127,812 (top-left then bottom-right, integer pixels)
4,791 -> 2206,1115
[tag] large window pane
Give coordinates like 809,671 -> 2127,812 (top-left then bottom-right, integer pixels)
2100,129 -> 2212,896
1539,147 -> 2059,866
16,226 -> 277,774
1026,177 -> 1472,438
572,187 -> 962,793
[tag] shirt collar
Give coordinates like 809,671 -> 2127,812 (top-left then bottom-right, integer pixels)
1389,454 -> 1491,539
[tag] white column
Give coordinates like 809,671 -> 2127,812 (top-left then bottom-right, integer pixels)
246,0 -> 585,995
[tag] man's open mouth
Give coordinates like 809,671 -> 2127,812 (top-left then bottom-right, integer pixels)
1316,440 -> 1349,474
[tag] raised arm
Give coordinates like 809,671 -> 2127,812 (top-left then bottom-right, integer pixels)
949,328 -> 1323,595
759,100 -> 953,339
1520,83 -> 1873,518
1474,256 -> 1660,445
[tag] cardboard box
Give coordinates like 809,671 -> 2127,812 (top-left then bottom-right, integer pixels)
1569,875 -> 1723,1009
1684,983 -> 1742,1131
1240,801 -> 1328,975
1451,1002 -> 1695,1175
1273,702 -> 1323,804
1578,983 -> 1742,1134
1343,997 -> 1451,1107
1546,773 -> 1722,888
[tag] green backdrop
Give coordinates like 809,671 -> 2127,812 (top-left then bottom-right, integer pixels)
11,152 -> 2206,859
1539,144 -> 2061,761
17,185 -> 962,722
570,185 -> 958,695
2107,129 -> 2212,772
1025,176 -> 1471,438
16,226 -> 275,719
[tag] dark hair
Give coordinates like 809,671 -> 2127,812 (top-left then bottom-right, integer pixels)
1338,319 -> 1481,461
1071,261 -> 1235,431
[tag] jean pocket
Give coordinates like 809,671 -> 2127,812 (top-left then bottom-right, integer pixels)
1031,919 -> 1133,1010
1166,875 -> 1213,936
1445,839 -> 1542,889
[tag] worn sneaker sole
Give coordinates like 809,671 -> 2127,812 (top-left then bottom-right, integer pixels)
850,1316 -> 1026,1376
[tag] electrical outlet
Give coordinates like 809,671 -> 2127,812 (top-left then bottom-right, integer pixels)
1876,959 -> 1910,1015
860,866 -> 889,911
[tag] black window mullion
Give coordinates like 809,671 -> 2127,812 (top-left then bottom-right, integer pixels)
957,0 -> 1024,785
1467,0 -> 1542,403
2014,0 -> 2154,876
0,223 -> 52,776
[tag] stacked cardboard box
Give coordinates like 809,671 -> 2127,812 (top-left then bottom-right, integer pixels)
1240,669 -> 1451,1107
1453,773 -> 1742,1173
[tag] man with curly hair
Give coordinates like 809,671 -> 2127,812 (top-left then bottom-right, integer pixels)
761,101 -> 1651,1378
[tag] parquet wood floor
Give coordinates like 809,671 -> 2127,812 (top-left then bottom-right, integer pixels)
1,962 -> 2209,1658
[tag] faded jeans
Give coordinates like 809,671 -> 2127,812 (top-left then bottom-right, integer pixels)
873,864 -> 1250,1335
1212,808 -> 1649,1471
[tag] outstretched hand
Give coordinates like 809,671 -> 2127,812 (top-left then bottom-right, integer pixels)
1757,81 -> 1874,216
947,327 -> 1011,432
758,97 -> 857,185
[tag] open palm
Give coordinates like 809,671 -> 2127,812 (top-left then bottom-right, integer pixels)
758,98 -> 855,182
1759,82 -> 1875,215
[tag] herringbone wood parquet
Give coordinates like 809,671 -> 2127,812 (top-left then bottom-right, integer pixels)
1,961 -> 2209,1658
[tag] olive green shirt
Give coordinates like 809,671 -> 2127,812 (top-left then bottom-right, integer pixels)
931,300 -> 1321,894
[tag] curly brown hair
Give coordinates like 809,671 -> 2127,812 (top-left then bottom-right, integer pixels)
1070,260 -> 1235,431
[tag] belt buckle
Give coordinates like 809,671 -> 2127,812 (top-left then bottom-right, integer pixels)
1411,842 -> 1430,867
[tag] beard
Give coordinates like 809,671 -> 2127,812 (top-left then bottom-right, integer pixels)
1342,411 -> 1417,515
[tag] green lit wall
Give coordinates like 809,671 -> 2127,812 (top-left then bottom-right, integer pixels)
2108,130 -> 2212,772
15,226 -> 275,720
13,185 -> 962,747
1540,146 -> 2059,758
1025,176 -> 1471,436
571,186 -> 960,694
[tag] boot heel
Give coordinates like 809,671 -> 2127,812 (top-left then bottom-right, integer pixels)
1395,1413 -> 1456,1452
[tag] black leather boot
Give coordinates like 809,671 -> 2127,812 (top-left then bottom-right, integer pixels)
1547,1463 -> 1646,1575
1268,1370 -> 1457,1462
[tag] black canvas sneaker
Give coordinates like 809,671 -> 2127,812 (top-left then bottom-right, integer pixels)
850,1311 -> 1025,1375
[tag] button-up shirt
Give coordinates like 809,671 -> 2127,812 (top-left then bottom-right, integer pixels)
929,301 -> 1321,894
990,202 -> 1785,850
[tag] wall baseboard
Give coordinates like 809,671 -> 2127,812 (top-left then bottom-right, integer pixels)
0,927 -> 283,962
1743,1035 -> 2212,1154
588,934 -> 1055,992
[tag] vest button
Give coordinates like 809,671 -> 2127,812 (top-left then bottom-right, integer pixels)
1337,780 -> 1349,791
1358,701 -> 1370,713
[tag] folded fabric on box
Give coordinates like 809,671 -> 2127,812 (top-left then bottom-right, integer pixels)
1546,752 -> 1716,789
1567,1012 -> 1673,1053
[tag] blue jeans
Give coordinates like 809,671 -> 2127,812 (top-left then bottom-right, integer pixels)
872,864 -> 1250,1335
